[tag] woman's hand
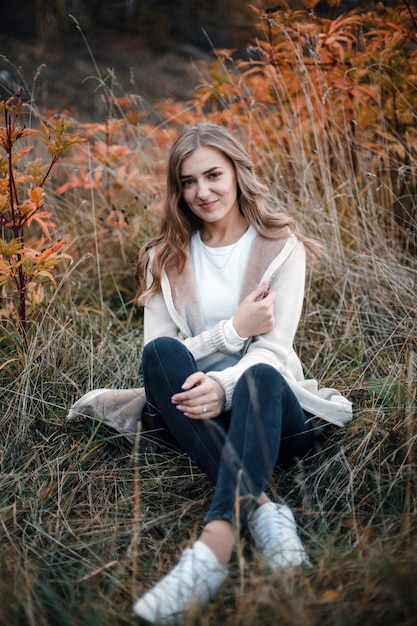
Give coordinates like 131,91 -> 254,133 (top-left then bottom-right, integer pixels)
233,282 -> 277,338
171,372 -> 225,419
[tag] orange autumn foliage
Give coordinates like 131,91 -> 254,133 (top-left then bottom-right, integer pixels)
0,92 -> 85,342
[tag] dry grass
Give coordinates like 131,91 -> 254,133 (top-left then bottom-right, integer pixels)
1,305 -> 416,625
1,171 -> 416,625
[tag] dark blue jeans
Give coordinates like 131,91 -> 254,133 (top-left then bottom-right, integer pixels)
142,337 -> 314,529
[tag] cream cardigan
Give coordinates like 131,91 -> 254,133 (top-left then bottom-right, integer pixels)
145,232 -> 352,426
68,232 -> 352,443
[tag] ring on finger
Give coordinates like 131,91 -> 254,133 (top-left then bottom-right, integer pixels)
202,406 -> 207,414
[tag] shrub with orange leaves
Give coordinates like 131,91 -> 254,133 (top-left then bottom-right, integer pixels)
190,1 -> 417,252
52,101 -> 180,305
0,91 -> 85,344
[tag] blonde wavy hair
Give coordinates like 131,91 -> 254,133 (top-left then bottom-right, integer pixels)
136,122 -> 321,303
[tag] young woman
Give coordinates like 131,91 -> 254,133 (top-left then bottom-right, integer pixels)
68,121 -> 352,624
131,122 -> 352,623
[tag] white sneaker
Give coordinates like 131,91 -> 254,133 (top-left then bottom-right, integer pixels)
133,540 -> 228,624
248,502 -> 311,571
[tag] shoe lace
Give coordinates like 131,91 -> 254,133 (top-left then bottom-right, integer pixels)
256,506 -> 296,548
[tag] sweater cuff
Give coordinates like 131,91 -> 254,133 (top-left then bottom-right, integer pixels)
223,318 -> 247,346
209,320 -> 245,355
206,370 -> 235,411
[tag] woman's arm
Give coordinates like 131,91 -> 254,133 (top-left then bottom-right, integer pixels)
143,280 -> 245,368
206,240 -> 307,409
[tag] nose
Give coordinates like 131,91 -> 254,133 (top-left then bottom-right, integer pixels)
196,179 -> 210,200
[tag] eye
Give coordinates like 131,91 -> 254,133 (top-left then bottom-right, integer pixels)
208,171 -> 221,180
181,178 -> 194,188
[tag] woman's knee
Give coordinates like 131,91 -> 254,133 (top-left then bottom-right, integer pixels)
142,336 -> 181,368
241,363 -> 286,390
234,364 -> 292,417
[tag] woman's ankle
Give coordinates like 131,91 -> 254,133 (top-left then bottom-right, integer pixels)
257,492 -> 271,507
199,520 -> 235,567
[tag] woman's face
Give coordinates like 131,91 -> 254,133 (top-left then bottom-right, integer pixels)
180,146 -> 240,228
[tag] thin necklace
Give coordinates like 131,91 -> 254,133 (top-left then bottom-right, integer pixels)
202,239 -> 240,271
199,227 -> 250,271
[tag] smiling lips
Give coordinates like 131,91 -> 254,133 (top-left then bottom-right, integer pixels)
199,200 -> 218,210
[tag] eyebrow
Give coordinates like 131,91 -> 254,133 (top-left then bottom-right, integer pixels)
180,166 -> 221,180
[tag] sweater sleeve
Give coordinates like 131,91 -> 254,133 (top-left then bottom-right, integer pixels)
143,291 -> 244,367
143,238 -> 250,367
206,240 -> 307,409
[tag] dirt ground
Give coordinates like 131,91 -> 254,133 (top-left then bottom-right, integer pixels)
0,24 -> 207,120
